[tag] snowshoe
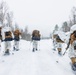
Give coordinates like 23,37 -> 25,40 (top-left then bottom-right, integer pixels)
4,50 -> 10,56
4,53 -> 10,56
16,49 -> 19,51
4,52 -> 10,55
13,47 -> 19,51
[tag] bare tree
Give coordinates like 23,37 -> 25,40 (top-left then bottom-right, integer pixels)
14,23 -> 19,30
55,24 -> 59,31
71,7 -> 76,25
0,1 -> 9,26
61,21 -> 69,32
24,26 -> 28,34
6,12 -> 13,27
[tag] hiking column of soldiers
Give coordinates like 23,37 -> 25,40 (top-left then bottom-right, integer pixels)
31,30 -> 41,52
0,23 -> 21,55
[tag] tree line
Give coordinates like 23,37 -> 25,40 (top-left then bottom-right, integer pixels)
53,7 -> 76,33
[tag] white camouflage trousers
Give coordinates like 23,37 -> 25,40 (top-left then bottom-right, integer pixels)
57,43 -> 62,49
33,40 -> 38,50
5,41 -> 11,51
14,41 -> 19,50
53,40 -> 57,49
68,45 -> 76,58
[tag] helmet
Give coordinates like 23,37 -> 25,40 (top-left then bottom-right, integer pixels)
70,24 -> 76,33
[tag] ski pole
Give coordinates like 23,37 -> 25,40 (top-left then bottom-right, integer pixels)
63,49 -> 67,55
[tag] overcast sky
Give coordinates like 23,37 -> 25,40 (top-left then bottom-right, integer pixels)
2,0 -> 76,36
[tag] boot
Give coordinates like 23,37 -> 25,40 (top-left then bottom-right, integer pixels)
53,48 -> 56,51
72,63 -> 76,71
58,51 -> 62,55
13,47 -> 16,51
36,48 -> 37,51
32,48 -> 35,52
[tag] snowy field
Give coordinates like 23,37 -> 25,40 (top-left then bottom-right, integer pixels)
0,39 -> 75,75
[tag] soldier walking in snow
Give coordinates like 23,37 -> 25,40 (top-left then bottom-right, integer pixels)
13,29 -> 21,51
65,25 -> 76,71
32,30 -> 41,52
56,35 -> 64,55
2,26 -> 13,55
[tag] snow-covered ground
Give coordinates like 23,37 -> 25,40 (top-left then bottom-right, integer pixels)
0,39 -> 74,75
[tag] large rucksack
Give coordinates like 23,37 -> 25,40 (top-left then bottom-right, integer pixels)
14,29 -> 21,41
32,30 -> 41,41
4,31 -> 13,41
56,35 -> 64,43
